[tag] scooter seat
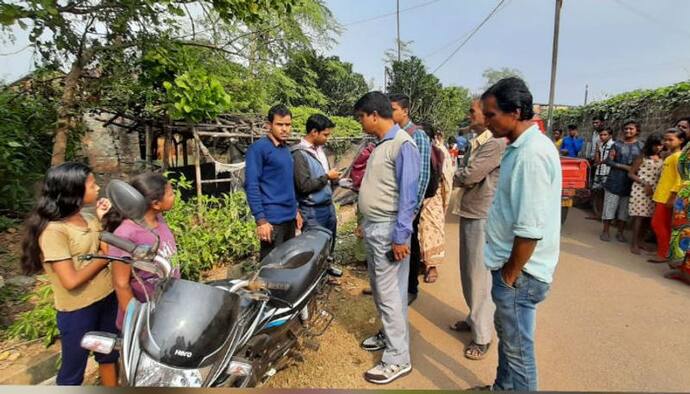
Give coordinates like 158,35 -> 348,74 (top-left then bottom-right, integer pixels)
259,228 -> 331,306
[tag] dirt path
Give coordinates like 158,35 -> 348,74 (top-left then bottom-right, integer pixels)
268,205 -> 690,391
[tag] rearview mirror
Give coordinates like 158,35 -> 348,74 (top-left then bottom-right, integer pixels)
81,331 -> 120,354
106,180 -> 148,223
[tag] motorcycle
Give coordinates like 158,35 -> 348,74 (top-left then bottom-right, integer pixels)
80,180 -> 336,387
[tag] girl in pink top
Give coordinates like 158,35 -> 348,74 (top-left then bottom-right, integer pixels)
103,173 -> 178,329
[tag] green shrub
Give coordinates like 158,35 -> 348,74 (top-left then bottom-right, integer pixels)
6,284 -> 59,346
290,106 -> 363,138
166,175 -> 258,281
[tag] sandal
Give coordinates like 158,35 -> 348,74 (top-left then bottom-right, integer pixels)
464,341 -> 491,360
647,257 -> 668,264
449,320 -> 471,332
424,266 -> 438,283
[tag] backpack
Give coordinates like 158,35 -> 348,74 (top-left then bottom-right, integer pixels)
407,124 -> 444,198
350,141 -> 376,192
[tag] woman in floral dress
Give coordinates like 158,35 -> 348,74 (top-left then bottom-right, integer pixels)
666,117 -> 690,284
628,133 -> 663,254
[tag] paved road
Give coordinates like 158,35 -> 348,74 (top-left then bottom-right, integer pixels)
384,205 -> 690,391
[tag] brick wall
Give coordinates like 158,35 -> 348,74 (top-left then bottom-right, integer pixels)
555,102 -> 690,154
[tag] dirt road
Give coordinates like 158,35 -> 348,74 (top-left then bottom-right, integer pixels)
269,207 -> 690,391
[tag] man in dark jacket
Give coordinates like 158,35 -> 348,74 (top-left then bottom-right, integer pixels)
291,114 -> 341,250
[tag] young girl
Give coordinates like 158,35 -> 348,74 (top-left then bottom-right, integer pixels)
650,128 -> 688,263
628,133 -> 663,255
103,173 -> 177,329
21,162 -> 118,386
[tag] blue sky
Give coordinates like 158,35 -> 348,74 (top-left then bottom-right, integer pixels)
324,0 -> 690,105
2,0 -> 689,105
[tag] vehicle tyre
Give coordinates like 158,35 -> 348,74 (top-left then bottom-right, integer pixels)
561,206 -> 569,225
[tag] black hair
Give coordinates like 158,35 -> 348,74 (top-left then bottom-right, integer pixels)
423,123 -> 437,140
599,127 -> 613,136
665,127 -> 688,147
567,124 -> 578,131
306,114 -> 335,134
353,91 -> 393,119
593,115 -> 605,122
267,104 -> 292,123
103,172 -> 169,232
623,120 -> 641,134
676,116 -> 690,127
388,93 -> 410,110
643,132 -> 663,157
21,162 -> 92,275
481,77 -> 534,121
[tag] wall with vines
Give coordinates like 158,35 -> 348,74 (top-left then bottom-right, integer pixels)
552,81 -> 690,140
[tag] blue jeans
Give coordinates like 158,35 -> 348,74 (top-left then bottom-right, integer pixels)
300,204 -> 337,253
491,269 -> 550,391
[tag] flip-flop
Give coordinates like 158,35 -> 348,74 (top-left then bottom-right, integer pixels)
424,267 -> 438,283
449,320 -> 471,332
464,342 -> 491,361
647,258 -> 668,264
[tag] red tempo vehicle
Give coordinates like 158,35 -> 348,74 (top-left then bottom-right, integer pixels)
533,115 -> 590,224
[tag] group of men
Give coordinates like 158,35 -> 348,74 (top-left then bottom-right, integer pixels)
243,77 -> 562,390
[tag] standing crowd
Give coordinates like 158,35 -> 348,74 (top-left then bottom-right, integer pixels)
551,114 -> 690,285
18,76 -> 602,391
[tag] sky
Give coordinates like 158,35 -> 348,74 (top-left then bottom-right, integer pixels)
2,0 -> 690,105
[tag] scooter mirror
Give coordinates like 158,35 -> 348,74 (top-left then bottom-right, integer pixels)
106,180 -> 148,223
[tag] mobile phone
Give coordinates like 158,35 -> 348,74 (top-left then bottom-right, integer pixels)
385,249 -> 396,262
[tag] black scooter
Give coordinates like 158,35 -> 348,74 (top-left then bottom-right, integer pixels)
80,180 -> 335,387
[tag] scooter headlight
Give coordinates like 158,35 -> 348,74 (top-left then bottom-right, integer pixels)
135,351 -> 212,387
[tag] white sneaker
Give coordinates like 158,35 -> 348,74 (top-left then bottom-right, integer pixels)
364,361 -> 412,384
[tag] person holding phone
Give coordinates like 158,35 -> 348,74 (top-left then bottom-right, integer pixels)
291,114 -> 341,252
354,92 -> 420,385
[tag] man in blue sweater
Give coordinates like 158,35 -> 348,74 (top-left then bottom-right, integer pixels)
244,104 -> 302,260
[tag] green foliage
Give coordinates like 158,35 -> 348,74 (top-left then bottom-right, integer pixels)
482,67 -> 527,90
290,106 -> 362,138
165,175 -> 258,281
386,57 -> 472,134
7,284 -> 59,346
0,216 -> 18,232
436,86 -> 472,136
552,81 -> 690,131
281,50 -> 368,116
163,71 -> 232,123
0,87 -> 56,213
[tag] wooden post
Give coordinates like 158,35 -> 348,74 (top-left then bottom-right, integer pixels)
163,129 -> 172,170
546,0 -> 563,135
144,124 -> 152,165
192,127 -> 203,200
182,137 -> 189,166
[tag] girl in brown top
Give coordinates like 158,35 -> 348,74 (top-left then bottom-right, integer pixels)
21,162 -> 118,386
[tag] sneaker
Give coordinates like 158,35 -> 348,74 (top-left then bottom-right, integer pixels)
361,331 -> 386,352
364,361 -> 412,384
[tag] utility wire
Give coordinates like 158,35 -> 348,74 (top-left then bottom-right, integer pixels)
423,0 -> 511,59
432,0 -> 507,73
614,0 -> 690,39
343,0 -> 442,27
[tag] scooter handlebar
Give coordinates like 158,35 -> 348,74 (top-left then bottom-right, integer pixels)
100,232 -> 137,254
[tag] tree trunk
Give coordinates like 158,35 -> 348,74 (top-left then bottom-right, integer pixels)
51,50 -> 93,166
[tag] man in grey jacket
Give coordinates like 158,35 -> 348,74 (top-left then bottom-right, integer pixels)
451,99 -> 506,360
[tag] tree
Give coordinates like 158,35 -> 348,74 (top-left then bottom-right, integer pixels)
435,86 -> 472,136
482,67 -> 527,90
386,56 -> 442,126
280,50 -> 368,115
0,0 -> 302,165
386,57 -> 472,134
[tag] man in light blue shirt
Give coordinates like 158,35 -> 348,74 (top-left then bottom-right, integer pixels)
480,77 -> 562,391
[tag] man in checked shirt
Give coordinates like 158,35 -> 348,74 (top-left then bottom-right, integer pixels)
389,93 -> 431,306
